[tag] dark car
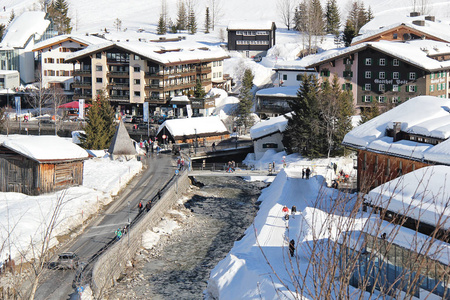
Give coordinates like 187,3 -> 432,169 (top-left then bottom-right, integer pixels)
57,252 -> 79,269
131,116 -> 143,123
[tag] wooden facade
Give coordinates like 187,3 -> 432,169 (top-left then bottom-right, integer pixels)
357,150 -> 430,192
0,146 -> 84,195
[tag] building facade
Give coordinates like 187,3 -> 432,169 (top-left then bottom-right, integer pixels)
65,42 -> 228,115
227,21 -> 276,58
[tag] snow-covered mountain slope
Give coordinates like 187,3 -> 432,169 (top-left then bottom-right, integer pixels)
0,0 -> 449,34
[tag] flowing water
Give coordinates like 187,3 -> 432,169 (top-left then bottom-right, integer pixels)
104,176 -> 267,300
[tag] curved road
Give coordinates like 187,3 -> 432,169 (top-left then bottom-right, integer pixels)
33,153 -> 176,300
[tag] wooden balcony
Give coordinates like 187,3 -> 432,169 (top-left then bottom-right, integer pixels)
109,95 -> 130,101
73,70 -> 92,76
107,71 -> 129,78
72,81 -> 92,88
107,83 -> 130,90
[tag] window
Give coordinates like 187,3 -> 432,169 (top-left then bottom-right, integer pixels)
392,84 -> 399,92
134,91 -> 140,96
378,96 -> 385,103
393,72 -> 399,79
320,70 -> 330,77
262,143 -> 278,148
430,85 -> 434,92
365,58 -> 372,66
342,83 -> 353,90
409,72 -> 416,80
379,72 -> 385,79
343,71 -> 353,77
96,65 -> 102,71
134,66 -> 140,72
379,84 -> 385,92
364,83 -> 371,91
385,158 -> 391,176
365,71 -> 371,79
256,31 -> 269,35
393,59 -> 399,66
363,95 -> 371,102
408,85 -> 417,92
134,79 -> 140,85
431,73 -> 435,79
296,74 -> 301,81
379,58 -> 386,66
134,55 -> 140,60
96,53 -> 101,59
344,58 -> 353,64
283,74 -> 287,81
392,96 -> 399,103
236,31 -> 242,35
96,77 -> 102,83
393,33 -> 398,39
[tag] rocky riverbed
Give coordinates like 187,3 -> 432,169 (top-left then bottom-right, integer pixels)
103,176 -> 267,300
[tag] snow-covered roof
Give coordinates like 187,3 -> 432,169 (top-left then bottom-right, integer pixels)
343,96 -> 450,164
273,59 -> 315,71
227,20 -> 275,30
1,136 -> 88,162
33,34 -> 107,51
171,95 -> 190,102
0,11 -> 50,49
157,116 -> 228,137
366,165 -> 450,230
305,40 -> 450,72
66,41 -> 229,65
250,114 -> 289,140
355,14 -> 450,44
255,86 -> 299,97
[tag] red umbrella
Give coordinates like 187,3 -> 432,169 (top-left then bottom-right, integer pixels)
58,101 -> 91,109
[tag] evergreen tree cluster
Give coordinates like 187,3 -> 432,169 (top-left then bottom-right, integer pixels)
47,0 -> 72,34
283,74 -> 354,158
236,69 -> 255,132
80,92 -> 116,150
343,1 -> 373,46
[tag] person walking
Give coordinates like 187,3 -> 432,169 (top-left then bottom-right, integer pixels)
291,205 -> 297,214
212,142 -> 216,152
306,167 -> 311,179
333,163 -> 337,174
138,201 -> 143,212
302,168 -> 305,179
289,239 -> 295,257
146,200 -> 152,212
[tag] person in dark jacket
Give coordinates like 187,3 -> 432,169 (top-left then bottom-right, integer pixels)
305,167 -> 311,179
289,239 -> 295,257
146,200 -> 152,212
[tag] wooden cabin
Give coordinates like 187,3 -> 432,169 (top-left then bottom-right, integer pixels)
0,136 -> 88,195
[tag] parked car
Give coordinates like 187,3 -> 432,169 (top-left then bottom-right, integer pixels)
131,116 -> 143,123
57,252 -> 79,270
122,115 -> 133,123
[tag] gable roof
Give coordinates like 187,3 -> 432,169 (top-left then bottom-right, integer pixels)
108,121 -> 137,157
65,41 -> 229,65
33,34 -> 107,52
250,114 -> 290,140
227,20 -> 276,31
304,40 -> 450,72
342,96 -> 450,165
0,135 -> 88,163
0,11 -> 50,49
157,116 -> 228,138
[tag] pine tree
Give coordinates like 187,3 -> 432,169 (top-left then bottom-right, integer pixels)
80,92 -> 116,150
360,101 -> 380,124
8,9 -> 15,24
0,24 -> 5,42
236,69 -> 255,133
325,0 -> 340,36
157,14 -> 167,35
336,89 -> 354,155
48,0 -> 72,34
204,7 -> 211,33
194,78 -> 206,98
176,0 -> 187,31
343,20 -> 355,46
284,74 -> 322,157
187,7 -> 197,34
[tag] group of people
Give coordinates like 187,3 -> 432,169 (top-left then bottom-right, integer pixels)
176,157 -> 186,170
282,205 -> 297,220
226,161 -> 236,173
302,167 -> 311,179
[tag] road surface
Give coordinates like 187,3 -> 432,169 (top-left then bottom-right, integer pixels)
32,153 -> 176,300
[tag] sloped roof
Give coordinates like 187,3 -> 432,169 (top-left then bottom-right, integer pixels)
250,114 -> 290,140
0,11 -> 50,49
108,121 -> 137,156
1,135 -> 88,162
304,40 -> 450,72
256,86 -> 299,98
342,96 -> 450,165
227,20 -> 275,30
66,41 -> 229,65
157,116 -> 228,138
33,34 -> 107,52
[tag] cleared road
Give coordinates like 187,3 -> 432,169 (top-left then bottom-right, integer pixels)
33,153 -> 176,300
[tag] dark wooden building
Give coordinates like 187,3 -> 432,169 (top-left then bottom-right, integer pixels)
227,21 -> 276,58
0,136 -> 88,195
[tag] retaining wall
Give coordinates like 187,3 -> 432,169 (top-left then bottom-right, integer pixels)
90,171 -> 191,298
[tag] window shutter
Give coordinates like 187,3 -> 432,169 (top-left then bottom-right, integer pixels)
342,84 -> 345,90
370,96 -> 373,102
398,86 -> 401,92
362,96 -> 365,102
362,85 -> 365,91
350,84 -> 353,89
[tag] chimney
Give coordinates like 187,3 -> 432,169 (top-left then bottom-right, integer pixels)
412,20 -> 425,26
393,122 -> 402,142
410,12 -> 420,17
425,16 -> 435,22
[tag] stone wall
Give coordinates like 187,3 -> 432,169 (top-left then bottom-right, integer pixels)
90,171 -> 191,298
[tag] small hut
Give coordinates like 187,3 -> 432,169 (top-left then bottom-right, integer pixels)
156,116 -> 229,146
0,135 -> 88,195
108,120 -> 137,160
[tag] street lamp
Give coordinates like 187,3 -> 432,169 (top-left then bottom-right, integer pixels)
194,128 -> 197,154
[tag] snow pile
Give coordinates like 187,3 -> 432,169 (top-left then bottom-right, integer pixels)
142,216 -> 180,250
0,154 -> 142,262
2,135 -> 89,161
